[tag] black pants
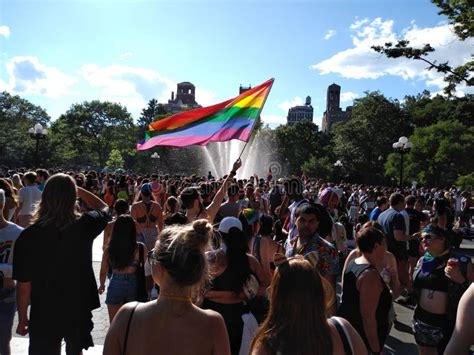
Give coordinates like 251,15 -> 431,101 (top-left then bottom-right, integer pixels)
202,300 -> 247,355
29,314 -> 94,355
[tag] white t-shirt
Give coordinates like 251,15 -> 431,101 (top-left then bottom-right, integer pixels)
18,185 -> 42,215
0,222 -> 23,278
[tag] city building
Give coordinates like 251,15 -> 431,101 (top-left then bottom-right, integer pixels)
321,83 -> 352,132
239,84 -> 251,94
287,96 -> 314,126
164,82 -> 201,113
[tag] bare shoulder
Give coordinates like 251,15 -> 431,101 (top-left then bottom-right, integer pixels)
197,307 -> 227,329
109,302 -> 139,331
262,236 -> 279,251
247,253 -> 263,270
329,317 -> 367,355
347,248 -> 360,261
358,267 -> 381,283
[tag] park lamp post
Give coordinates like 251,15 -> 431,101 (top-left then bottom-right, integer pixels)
392,136 -> 413,187
28,123 -> 48,167
334,159 -> 343,183
151,152 -> 160,173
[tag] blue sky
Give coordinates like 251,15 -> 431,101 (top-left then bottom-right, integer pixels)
1,0 -> 472,128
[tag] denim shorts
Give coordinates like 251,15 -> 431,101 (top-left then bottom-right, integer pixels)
105,273 -> 138,305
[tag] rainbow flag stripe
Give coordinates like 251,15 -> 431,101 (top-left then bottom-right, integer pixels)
137,78 -> 274,150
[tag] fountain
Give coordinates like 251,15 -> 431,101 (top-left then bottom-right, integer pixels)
200,131 -> 281,180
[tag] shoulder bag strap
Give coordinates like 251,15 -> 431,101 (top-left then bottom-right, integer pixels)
329,317 -> 353,355
123,301 -> 139,355
254,236 -> 262,263
138,243 -> 144,267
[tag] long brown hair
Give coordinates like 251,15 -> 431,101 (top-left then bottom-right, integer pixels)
34,173 -> 81,229
251,256 -> 333,354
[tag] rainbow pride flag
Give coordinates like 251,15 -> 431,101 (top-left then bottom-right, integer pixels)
136,78 -> 274,150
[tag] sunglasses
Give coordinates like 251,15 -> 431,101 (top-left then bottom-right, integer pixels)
421,234 -> 443,241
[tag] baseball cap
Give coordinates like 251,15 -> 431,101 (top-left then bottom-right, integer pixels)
218,217 -> 243,234
140,183 -> 153,193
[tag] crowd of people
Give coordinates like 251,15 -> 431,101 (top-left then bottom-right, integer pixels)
0,163 -> 473,355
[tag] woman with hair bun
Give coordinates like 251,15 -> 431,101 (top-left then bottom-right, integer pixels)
104,219 -> 230,355
203,216 -> 267,355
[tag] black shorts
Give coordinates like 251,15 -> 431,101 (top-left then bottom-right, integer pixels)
412,306 -> 452,352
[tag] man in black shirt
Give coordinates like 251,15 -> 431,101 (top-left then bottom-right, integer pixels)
13,174 -> 109,355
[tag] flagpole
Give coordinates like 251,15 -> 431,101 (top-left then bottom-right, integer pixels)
237,78 -> 275,160
238,139 -> 250,159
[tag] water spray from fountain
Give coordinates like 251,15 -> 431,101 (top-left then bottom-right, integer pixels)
201,130 -> 281,179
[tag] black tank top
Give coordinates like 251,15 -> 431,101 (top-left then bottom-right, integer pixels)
338,260 -> 392,349
210,266 -> 236,292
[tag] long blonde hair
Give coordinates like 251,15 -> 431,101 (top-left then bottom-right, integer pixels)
34,173 -> 81,229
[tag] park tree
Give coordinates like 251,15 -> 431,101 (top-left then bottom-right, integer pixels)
456,173 -> 474,190
332,92 -> 408,184
385,120 -> 474,186
372,0 -> 473,95
49,101 -> 136,168
137,99 -> 168,136
106,148 -> 124,170
301,156 -> 334,181
402,91 -> 474,127
0,92 -> 51,168
273,120 -> 327,175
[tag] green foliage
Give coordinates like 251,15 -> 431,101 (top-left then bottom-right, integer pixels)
385,120 -> 474,186
138,99 -> 167,128
332,92 -> 407,184
372,0 -> 473,95
301,156 -> 334,181
273,120 -> 331,175
106,149 -> 124,169
49,101 -> 135,168
0,92 -> 51,168
433,0 -> 474,40
456,173 -> 474,190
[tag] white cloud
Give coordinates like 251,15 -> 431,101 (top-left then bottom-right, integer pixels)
261,114 -> 287,125
79,64 -> 217,117
340,91 -> 359,102
324,29 -> 336,40
278,96 -> 303,112
0,56 -> 77,98
0,25 -> 10,38
195,87 -> 217,106
79,64 -> 176,114
311,17 -> 474,94
349,18 -> 369,30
